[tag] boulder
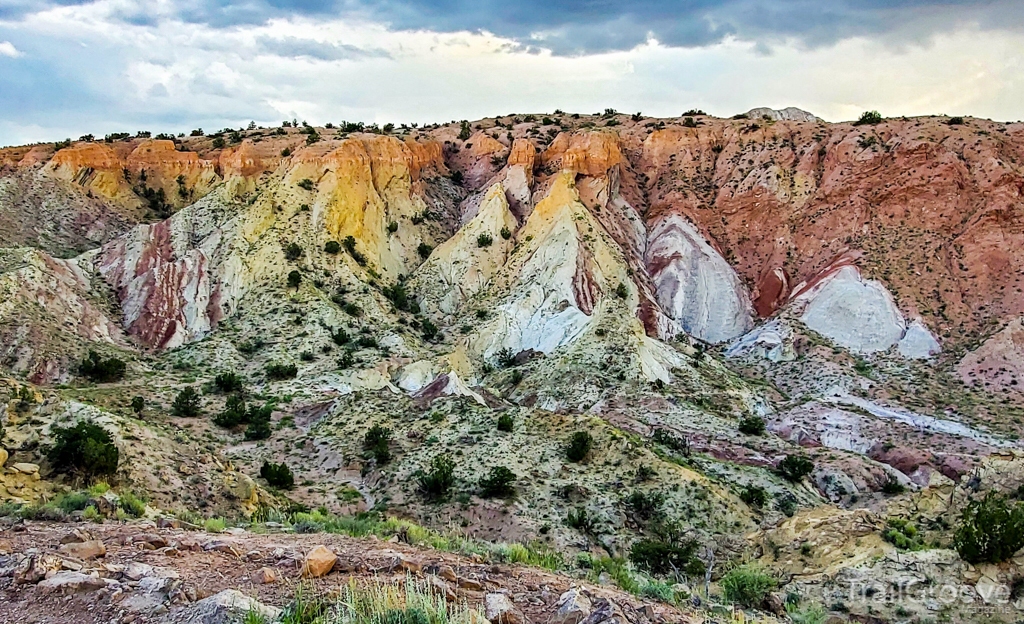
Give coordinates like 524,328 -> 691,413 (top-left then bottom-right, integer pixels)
427,575 -> 457,602
36,571 -> 106,594
58,539 -> 106,560
59,528 -> 95,544
551,587 -> 591,624
253,567 -> 277,584
302,545 -> 337,578
14,554 -> 62,584
485,592 -> 527,624
172,588 -> 280,624
125,562 -> 155,580
11,463 -> 39,475
579,598 -> 626,624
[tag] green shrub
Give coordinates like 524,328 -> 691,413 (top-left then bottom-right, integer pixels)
495,348 -> 516,368
947,116 -> 965,126
287,270 -> 302,289
213,371 -> 244,393
47,421 -> 119,479
567,507 -> 596,534
418,455 -> 455,500
417,242 -> 433,259
387,221 -> 398,233
297,178 -> 315,191
83,505 -> 102,523
479,466 -> 516,498
720,564 -> 776,607
883,518 -> 924,551
624,490 -> 665,523
266,363 -> 298,380
787,602 -> 827,624
79,350 -> 126,383
778,454 -> 814,482
458,120 -> 471,141
244,404 -> 274,441
881,475 -> 906,494
566,431 -> 593,462
324,240 -> 341,254
57,491 -> 91,513
214,394 -> 248,428
954,492 -> 1024,563
284,242 -> 303,261
497,413 -> 514,432
364,425 -> 392,465
629,539 -> 704,576
420,319 -> 438,341
130,396 -> 145,414
740,485 -> 768,509
738,416 -> 766,436
171,387 -> 202,417
261,461 -> 295,489
118,491 -> 147,518
477,233 -> 493,247
614,283 -> 628,299
204,517 -> 227,532
852,110 -> 883,126
500,226 -> 511,240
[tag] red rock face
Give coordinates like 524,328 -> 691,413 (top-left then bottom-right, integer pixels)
636,117 -> 1024,349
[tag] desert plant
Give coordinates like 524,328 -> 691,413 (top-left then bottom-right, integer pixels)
629,538 -> 704,576
458,120 -> 471,140
47,421 -> 119,479
364,425 -> 393,465
118,491 -> 147,518
387,221 -> 398,233
285,242 -> 303,260
740,485 -> 768,509
287,270 -> 302,289
261,461 -> 295,489
720,564 -> 776,607
479,466 -> 516,498
171,387 -> 202,418
738,416 -> 766,436
418,454 -> 455,500
624,490 -> 665,524
567,507 -> 596,534
130,396 -> 145,414
79,350 -> 126,383
566,431 -> 593,463
244,403 -> 274,441
420,319 -> 439,341
297,178 -> 315,191
214,394 -> 248,428
266,363 -> 298,380
778,454 -> 814,482
614,283 -> 629,299
883,518 -> 925,551
881,475 -> 906,494
497,413 -> 514,432
213,371 -> 244,394
324,240 -> 341,254
477,233 -> 493,247
853,110 -> 883,126
954,492 -> 1024,563
500,226 -> 511,240
417,242 -> 433,259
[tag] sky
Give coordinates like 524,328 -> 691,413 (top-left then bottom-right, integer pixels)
1,0 -> 1023,146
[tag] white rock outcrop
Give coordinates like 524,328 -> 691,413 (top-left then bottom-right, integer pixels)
898,320 -> 941,359
795,265 -> 941,357
646,214 -> 753,343
745,107 -> 821,122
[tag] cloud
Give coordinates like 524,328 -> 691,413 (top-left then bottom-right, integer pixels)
0,0 -> 1022,146
70,0 -> 1024,54
254,35 -> 389,61
0,41 -> 22,57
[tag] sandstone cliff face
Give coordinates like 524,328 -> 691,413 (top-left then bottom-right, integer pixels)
412,183 -> 517,315
44,143 -> 135,204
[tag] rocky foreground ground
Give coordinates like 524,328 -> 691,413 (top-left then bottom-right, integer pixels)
0,519 -> 706,624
